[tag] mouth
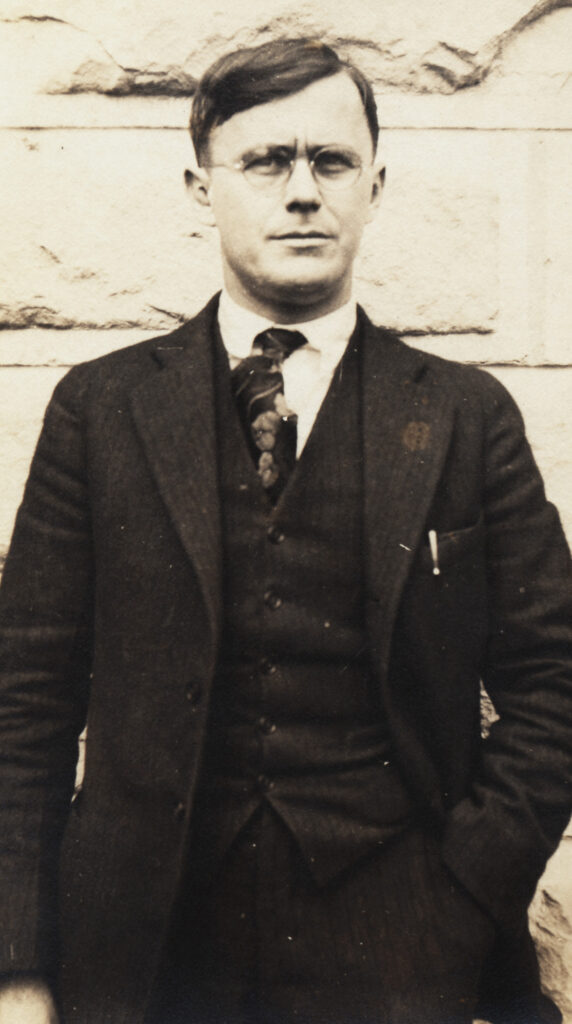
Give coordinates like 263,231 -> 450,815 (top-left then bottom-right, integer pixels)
271,231 -> 333,249
274,231 -> 331,240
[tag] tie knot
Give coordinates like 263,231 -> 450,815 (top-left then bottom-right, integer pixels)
253,327 -> 307,362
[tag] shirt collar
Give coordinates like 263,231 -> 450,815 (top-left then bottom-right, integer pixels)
218,289 -> 357,371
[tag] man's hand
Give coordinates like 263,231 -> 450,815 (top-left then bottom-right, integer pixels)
0,979 -> 59,1024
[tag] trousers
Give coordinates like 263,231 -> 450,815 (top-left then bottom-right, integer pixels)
146,805 -> 496,1024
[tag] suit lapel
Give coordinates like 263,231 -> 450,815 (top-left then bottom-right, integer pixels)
129,297 -> 222,639
361,312 -> 455,676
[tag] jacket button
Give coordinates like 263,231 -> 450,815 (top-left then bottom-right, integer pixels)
264,590 -> 282,610
173,802 -> 185,821
259,657 -> 277,676
258,717 -> 277,735
185,683 -> 202,706
267,526 -> 285,544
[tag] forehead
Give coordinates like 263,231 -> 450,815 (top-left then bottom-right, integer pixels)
208,72 -> 373,159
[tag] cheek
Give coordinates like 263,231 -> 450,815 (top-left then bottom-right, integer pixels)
215,205 -> 267,261
332,192 -> 371,235
335,210 -> 368,254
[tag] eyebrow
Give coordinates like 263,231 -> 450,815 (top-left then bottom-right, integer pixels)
239,142 -> 358,159
239,144 -> 295,159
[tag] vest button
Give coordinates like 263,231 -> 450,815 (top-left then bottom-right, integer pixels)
259,657 -> 277,676
267,525 -> 285,544
264,590 -> 282,610
258,716 -> 277,735
256,774 -> 274,793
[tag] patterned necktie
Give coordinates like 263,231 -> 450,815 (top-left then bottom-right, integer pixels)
231,327 -> 307,501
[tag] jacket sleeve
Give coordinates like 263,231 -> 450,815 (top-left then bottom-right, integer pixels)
0,368 -> 93,976
442,372 -> 572,929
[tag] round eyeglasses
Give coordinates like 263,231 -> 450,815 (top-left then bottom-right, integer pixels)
210,145 -> 364,192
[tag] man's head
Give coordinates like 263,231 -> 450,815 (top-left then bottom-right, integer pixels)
186,38 -> 384,322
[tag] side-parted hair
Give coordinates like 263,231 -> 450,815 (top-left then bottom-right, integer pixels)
190,38 -> 379,166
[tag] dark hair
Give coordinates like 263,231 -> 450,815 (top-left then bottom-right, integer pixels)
190,38 -> 379,165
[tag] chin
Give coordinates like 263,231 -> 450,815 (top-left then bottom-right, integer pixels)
268,265 -> 344,298
267,277 -> 337,305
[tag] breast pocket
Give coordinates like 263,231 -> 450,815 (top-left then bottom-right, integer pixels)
398,511 -> 488,671
416,512 -> 485,576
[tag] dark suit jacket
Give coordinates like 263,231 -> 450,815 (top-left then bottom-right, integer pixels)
0,295 -> 571,1023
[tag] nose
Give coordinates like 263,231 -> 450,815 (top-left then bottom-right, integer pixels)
283,155 -> 321,210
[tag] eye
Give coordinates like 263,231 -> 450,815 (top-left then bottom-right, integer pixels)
314,148 -> 361,177
243,149 -> 292,177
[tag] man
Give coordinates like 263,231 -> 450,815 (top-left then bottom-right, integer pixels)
0,37 -> 571,1024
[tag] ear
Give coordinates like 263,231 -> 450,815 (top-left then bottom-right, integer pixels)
366,164 -> 385,223
184,167 -> 216,227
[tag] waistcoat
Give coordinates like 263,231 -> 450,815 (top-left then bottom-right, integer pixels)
192,324 -> 412,886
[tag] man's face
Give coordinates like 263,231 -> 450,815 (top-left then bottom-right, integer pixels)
189,72 -> 384,321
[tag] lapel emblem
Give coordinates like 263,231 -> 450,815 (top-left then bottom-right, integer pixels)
402,421 -> 431,451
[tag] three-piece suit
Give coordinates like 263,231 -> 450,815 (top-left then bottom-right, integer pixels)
0,294 -> 571,1023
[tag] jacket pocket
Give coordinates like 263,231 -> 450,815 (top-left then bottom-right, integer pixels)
416,512 -> 485,574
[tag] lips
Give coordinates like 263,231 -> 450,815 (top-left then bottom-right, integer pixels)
273,231 -> 331,240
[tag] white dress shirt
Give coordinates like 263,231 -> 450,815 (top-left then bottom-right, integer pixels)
218,290 -> 357,456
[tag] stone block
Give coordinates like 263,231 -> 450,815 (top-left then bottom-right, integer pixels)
543,134 -> 572,364
531,837 -> 572,1021
489,5 -> 572,92
0,127 -> 221,331
487,131 -> 572,368
2,0 -> 572,100
0,329 -> 157,367
2,124 -> 570,356
358,128 -> 500,334
2,115 -> 567,358
1,127 -> 502,336
0,18 -> 128,99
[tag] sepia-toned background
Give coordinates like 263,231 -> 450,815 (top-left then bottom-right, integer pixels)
1,0 -> 571,1016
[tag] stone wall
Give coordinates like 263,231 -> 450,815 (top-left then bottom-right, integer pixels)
1,0 -> 571,1017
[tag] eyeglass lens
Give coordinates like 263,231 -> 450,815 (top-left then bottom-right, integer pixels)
242,147 -> 362,190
